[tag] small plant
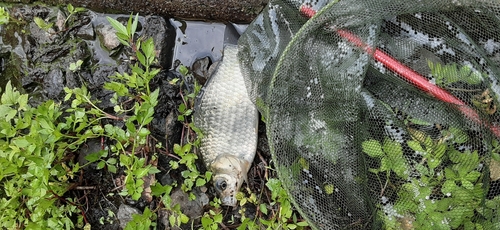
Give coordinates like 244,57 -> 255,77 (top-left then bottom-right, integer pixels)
34,16 -> 54,31
124,207 -> 155,230
69,59 -> 83,72
0,81 -> 82,229
428,61 -> 498,115
0,7 -> 9,25
64,4 -> 86,27
200,198 -> 223,230
428,61 -> 483,88
363,121 -> 500,229
260,179 -> 309,229
106,14 -> 139,48
76,14 -> 161,202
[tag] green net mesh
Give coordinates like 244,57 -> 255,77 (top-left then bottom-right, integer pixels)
238,0 -> 500,228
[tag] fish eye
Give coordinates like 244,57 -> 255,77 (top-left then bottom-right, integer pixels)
215,179 -> 227,191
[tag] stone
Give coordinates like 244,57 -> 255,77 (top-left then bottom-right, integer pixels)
117,204 -> 142,229
97,24 -> 120,51
143,16 -> 175,69
76,20 -> 95,40
169,187 -> 209,227
44,68 -> 64,99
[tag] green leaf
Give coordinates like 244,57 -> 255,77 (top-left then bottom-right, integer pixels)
441,180 -> 457,194
34,17 -> 54,30
148,167 -> 161,174
17,94 -> 28,111
427,158 -> 441,170
135,167 -> 149,178
195,178 -> 206,187
12,138 -> 30,148
2,81 -> 19,105
407,140 -> 424,152
0,7 -> 9,25
149,89 -> 159,106
445,167 -> 457,180
108,164 -> 117,174
380,157 -> 391,172
260,203 -> 268,215
131,13 -> 139,37
84,151 -> 102,163
97,161 -> 106,169
362,139 -> 384,158
107,17 -> 128,38
461,180 -> 474,190
136,51 -> 146,68
138,127 -> 150,137
75,7 -> 87,13
104,81 -> 129,96
449,127 -> 468,144
179,65 -> 189,76
464,171 -> 481,182
383,138 -> 402,158
107,158 -> 117,165
141,38 -> 155,63
1,106 -> 17,121
67,4 -> 74,13
180,213 -> 189,223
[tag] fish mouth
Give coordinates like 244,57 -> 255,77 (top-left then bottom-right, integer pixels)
220,195 -> 237,206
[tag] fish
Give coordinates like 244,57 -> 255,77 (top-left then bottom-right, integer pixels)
194,44 -> 259,206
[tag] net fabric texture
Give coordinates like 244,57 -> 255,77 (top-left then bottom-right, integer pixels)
238,0 -> 500,229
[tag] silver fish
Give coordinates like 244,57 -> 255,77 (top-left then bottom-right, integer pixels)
194,45 -> 259,206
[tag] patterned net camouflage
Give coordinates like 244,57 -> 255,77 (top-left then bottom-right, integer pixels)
238,0 -> 500,229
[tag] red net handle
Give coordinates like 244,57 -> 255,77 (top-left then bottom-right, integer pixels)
300,5 -> 500,138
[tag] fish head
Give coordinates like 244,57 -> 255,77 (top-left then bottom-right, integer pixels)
210,155 -> 250,206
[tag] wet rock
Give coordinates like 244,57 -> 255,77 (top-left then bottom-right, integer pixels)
44,68 -> 64,98
117,204 -> 142,229
143,16 -> 175,69
97,24 -> 120,51
76,20 -> 95,40
29,20 -> 57,45
150,70 -> 182,149
191,56 -> 211,85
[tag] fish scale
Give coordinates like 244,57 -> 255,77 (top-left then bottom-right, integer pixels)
194,45 -> 259,206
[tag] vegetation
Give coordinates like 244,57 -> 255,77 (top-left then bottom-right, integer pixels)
363,107 -> 500,228
0,6 -> 307,230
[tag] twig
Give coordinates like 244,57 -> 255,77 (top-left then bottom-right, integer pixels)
75,186 -> 96,190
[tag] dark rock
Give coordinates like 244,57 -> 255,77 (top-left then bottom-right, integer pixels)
143,16 -> 175,69
76,19 -> 95,40
150,70 -> 182,151
44,68 -> 64,98
170,187 -> 208,227
29,20 -> 57,45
